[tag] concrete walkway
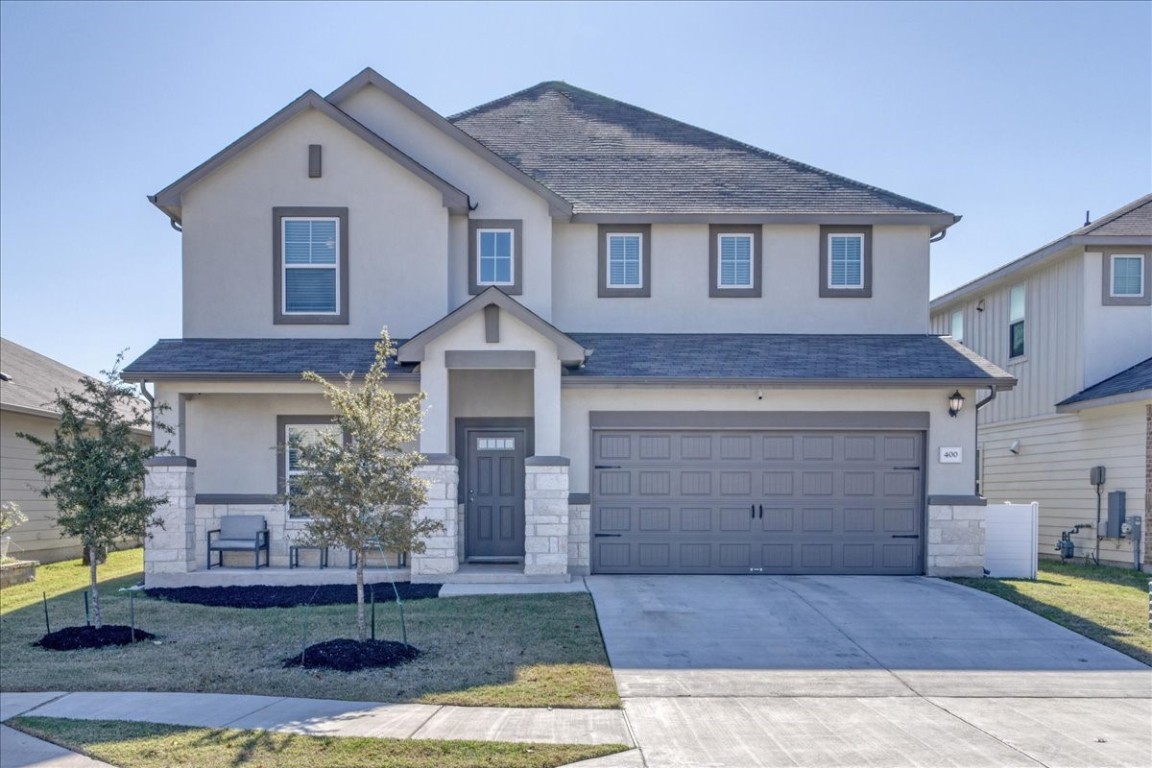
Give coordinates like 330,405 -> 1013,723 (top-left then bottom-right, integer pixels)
587,575 -> 1152,768
1,690 -> 635,768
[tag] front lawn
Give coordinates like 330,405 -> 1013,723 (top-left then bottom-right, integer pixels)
9,717 -> 627,768
0,549 -> 619,708
953,559 -> 1152,666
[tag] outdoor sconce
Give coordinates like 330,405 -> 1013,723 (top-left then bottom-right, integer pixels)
948,390 -> 965,417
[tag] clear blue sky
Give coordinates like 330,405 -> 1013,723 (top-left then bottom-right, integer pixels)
1,0 -> 1149,376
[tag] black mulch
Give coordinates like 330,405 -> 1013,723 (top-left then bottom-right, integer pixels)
37,625 -> 156,651
145,582 -> 440,609
282,638 -> 420,671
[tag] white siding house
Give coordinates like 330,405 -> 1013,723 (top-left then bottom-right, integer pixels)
931,195 -> 1152,567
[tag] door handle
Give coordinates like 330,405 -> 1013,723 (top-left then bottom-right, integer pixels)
594,533 -> 623,538
891,534 -> 920,539
750,504 -> 755,519
759,504 -> 763,519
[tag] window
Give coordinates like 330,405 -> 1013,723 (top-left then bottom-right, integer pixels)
279,417 -> 341,517
950,310 -> 964,343
598,224 -> 651,297
709,225 -> 762,297
1008,283 -> 1025,358
273,207 -> 348,325
819,225 -> 872,298
1102,251 -> 1150,306
468,219 -> 522,294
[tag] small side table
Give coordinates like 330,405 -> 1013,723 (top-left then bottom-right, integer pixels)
289,545 -> 328,569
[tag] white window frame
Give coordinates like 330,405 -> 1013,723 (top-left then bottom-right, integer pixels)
281,216 -> 340,316
1009,283 -> 1026,359
827,233 -> 865,290
284,422 -> 341,515
476,227 -> 516,287
716,233 -> 754,289
606,232 -> 644,288
950,310 -> 964,344
1110,254 -> 1146,298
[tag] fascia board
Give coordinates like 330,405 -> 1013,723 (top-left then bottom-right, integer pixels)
150,90 -> 470,221
1055,389 -> 1152,413
571,212 -> 959,230
561,376 -> 1017,390
119,371 -> 420,383
327,68 -> 574,218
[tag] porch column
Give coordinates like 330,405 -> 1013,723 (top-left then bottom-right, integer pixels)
143,457 -> 197,587
524,456 -> 570,578
410,454 -> 460,582
419,353 -> 450,454
533,356 -> 562,456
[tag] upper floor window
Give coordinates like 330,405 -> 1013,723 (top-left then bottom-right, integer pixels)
598,224 -> 651,298
709,225 -> 762,297
951,310 -> 964,344
273,207 -> 349,325
1102,251 -> 1150,306
469,219 -> 522,295
1008,283 -> 1025,358
819,225 -> 872,298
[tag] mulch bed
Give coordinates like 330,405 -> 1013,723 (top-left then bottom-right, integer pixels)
282,638 -> 420,671
37,625 -> 156,651
146,582 -> 440,609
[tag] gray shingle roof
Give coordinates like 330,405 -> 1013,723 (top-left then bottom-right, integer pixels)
123,335 -> 1013,386
450,82 -> 952,217
1074,194 -> 1152,238
1057,357 -> 1152,407
122,339 -> 416,379
565,333 -> 1011,383
0,338 -> 90,413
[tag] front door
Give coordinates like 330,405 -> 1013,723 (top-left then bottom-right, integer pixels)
465,429 -> 526,561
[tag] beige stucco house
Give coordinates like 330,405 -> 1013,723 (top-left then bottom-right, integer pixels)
126,69 -> 1015,587
931,195 -> 1151,568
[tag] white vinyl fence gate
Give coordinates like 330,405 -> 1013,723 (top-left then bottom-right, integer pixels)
984,502 -> 1039,579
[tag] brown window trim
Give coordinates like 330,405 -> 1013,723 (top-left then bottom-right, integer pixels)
709,225 -> 762,298
1101,250 -> 1151,306
468,219 -> 523,295
273,207 -> 350,325
598,224 -> 651,298
819,225 -> 872,298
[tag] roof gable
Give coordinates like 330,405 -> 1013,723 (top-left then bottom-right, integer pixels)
397,287 -> 586,365
450,81 -> 956,225
932,193 -> 1152,309
326,69 -> 573,217
150,90 -> 470,222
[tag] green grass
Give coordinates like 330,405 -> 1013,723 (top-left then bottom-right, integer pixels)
9,717 -> 628,768
0,548 -> 144,613
0,549 -> 619,708
953,559 -> 1152,666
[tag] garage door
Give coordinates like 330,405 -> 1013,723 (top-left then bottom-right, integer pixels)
591,430 -> 924,575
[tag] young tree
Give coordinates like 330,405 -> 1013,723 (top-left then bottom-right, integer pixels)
18,355 -> 171,628
290,330 -> 442,643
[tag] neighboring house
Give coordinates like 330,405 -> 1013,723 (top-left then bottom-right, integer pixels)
0,338 -> 149,563
930,195 -> 1152,568
125,68 -> 1014,587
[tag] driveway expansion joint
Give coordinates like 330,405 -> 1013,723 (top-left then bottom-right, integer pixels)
405,704 -> 444,739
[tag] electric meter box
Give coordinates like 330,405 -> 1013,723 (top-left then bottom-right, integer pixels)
1105,491 -> 1127,538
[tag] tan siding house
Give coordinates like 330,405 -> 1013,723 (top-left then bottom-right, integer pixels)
931,195 -> 1152,567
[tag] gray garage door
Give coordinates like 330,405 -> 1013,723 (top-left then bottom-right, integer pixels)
591,430 -> 924,575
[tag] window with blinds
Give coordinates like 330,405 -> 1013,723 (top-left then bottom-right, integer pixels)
607,233 -> 642,287
282,218 -> 339,314
828,234 -> 864,289
717,234 -> 753,288
1111,254 -> 1145,297
477,229 -> 514,286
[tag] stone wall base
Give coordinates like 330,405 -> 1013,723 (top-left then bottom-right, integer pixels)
926,503 -> 986,578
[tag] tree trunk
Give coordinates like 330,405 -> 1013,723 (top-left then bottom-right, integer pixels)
355,549 -> 366,643
88,544 -> 102,629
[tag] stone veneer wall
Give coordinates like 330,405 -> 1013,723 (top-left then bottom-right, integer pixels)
926,502 -> 986,577
143,458 -> 198,581
568,503 -> 591,576
524,458 -> 570,577
410,456 -> 459,581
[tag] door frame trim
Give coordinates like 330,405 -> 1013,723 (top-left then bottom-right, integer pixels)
454,418 -> 535,504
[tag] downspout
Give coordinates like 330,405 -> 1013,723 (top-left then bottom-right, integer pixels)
139,382 -> 156,443
973,387 -> 997,497
930,229 -> 948,243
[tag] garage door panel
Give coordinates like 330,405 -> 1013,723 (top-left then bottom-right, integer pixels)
591,429 -> 923,575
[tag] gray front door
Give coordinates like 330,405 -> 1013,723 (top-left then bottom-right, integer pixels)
591,429 -> 924,575
465,430 -> 526,561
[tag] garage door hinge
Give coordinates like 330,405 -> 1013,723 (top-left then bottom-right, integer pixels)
891,534 -> 920,539
594,464 -> 622,469
594,533 -> 623,538
892,466 -> 921,471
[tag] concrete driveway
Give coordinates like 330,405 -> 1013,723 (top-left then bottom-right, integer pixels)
586,575 -> 1151,768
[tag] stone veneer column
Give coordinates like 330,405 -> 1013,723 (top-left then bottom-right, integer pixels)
926,495 -> 987,577
143,457 -> 197,585
410,454 -> 459,582
524,457 -> 570,578
567,495 -> 591,576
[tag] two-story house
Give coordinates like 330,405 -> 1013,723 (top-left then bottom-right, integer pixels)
125,69 -> 1013,587
931,195 -> 1151,568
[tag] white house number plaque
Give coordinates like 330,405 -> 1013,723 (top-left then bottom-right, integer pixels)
939,447 -> 963,464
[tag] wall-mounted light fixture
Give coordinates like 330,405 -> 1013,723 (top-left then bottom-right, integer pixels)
976,299 -> 985,313
948,390 -> 965,417
1009,440 -> 1021,455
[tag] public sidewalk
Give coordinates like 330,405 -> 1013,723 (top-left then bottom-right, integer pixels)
1,691 -> 640,768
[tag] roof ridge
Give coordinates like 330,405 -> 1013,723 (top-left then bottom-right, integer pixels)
1074,192 -> 1152,235
452,80 -> 949,215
